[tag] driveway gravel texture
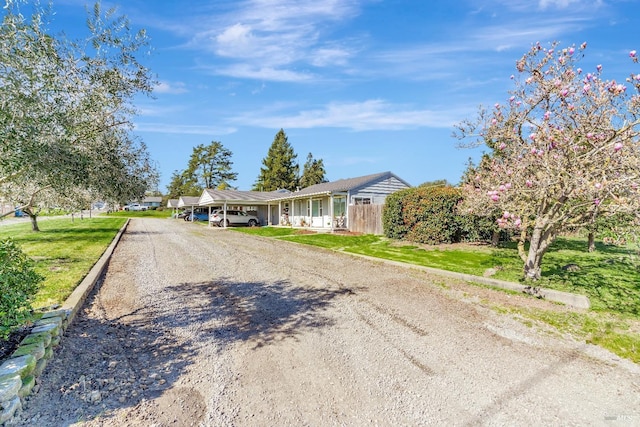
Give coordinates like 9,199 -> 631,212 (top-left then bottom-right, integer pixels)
12,218 -> 640,426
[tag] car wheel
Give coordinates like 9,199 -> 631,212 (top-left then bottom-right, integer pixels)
221,219 -> 229,227
248,219 -> 257,227
193,216 -> 200,221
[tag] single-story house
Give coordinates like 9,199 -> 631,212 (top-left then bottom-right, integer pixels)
269,171 -> 411,230
142,196 -> 163,208
194,171 -> 410,232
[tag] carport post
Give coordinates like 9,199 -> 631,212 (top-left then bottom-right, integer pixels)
208,205 -> 212,227
190,204 -> 195,222
223,201 -> 228,227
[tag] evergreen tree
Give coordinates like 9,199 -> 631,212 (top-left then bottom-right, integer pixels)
253,129 -> 298,191
184,141 -> 237,190
166,141 -> 237,197
299,152 -> 327,188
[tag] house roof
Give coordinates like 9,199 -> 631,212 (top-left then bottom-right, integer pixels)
143,196 -> 163,203
270,171 -> 410,200
166,199 -> 179,208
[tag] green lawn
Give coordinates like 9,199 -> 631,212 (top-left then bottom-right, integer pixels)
0,217 -> 126,309
101,209 -> 172,219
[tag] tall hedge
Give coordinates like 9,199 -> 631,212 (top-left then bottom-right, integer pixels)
0,239 -> 43,339
383,186 -> 464,244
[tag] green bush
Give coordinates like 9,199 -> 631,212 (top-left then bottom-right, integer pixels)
456,213 -> 499,243
0,239 -> 43,339
383,186 -> 463,244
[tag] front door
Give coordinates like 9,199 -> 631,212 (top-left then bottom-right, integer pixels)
311,199 -> 324,227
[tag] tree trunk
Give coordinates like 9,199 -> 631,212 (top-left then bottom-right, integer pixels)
491,230 -> 500,246
523,226 -> 547,280
587,232 -> 595,252
28,212 -> 40,232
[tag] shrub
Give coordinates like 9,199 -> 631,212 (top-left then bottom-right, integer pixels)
384,186 -> 464,244
382,189 -> 411,239
0,239 -> 43,339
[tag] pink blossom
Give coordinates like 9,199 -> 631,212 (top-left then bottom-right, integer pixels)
583,84 -> 591,92
594,198 -> 601,206
558,56 -> 565,64
580,42 -> 587,49
499,142 -> 507,150
529,133 -> 537,140
567,104 -> 575,111
491,194 -> 500,202
503,211 -> 511,219
543,111 -> 551,120
630,50 -> 637,58
586,132 -> 594,139
614,142 -> 623,151
510,74 -> 515,80
577,68 -> 583,74
491,118 -> 497,125
530,148 -> 537,155
595,182 -> 602,189
499,185 -> 507,192
560,89 -> 569,97
514,218 -> 522,227
596,64 -> 602,72
509,96 -> 515,103
568,47 -> 575,55
526,180 -> 533,187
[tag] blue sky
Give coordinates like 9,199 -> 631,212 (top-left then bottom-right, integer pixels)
49,0 -> 639,191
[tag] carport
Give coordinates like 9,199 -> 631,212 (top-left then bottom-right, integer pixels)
198,189 -> 290,227
177,196 -> 200,222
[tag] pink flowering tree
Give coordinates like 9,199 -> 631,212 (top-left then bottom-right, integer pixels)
455,42 -> 640,280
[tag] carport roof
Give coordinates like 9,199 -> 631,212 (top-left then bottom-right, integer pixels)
199,189 -> 290,206
177,196 -> 200,208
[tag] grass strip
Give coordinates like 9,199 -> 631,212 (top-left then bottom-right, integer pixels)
0,217 -> 126,309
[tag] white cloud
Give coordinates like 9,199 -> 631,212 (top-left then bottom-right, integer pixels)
228,99 -> 473,131
154,81 -> 188,94
211,64 -> 314,82
183,0 -> 362,81
134,123 -> 237,136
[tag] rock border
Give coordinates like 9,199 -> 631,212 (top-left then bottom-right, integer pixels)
0,219 -> 129,425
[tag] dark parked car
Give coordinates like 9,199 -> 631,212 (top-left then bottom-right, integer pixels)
210,210 -> 259,227
185,211 -> 209,222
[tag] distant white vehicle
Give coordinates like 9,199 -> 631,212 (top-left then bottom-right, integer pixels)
123,203 -> 147,211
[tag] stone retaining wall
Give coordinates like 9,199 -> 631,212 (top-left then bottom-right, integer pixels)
0,309 -> 70,424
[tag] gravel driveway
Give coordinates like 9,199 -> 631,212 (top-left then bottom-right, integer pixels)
13,218 -> 640,426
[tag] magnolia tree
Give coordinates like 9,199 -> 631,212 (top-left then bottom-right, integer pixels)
456,42 -> 640,280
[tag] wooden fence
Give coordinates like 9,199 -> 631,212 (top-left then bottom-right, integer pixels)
348,204 -> 384,235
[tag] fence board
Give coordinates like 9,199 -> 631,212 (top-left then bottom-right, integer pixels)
348,204 -> 384,235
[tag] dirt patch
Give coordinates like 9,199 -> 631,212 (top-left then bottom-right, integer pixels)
0,326 -> 31,361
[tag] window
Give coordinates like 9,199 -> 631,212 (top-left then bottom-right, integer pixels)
353,197 -> 371,205
333,196 -> 346,217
